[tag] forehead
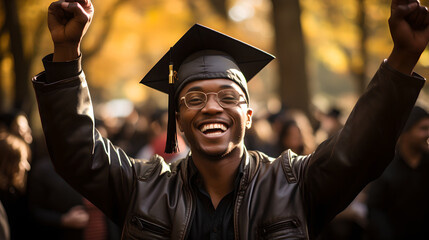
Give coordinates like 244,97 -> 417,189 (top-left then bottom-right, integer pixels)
415,118 -> 429,127
178,78 -> 245,96
407,117 -> 429,133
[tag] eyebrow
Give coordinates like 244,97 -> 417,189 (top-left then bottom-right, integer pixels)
186,85 -> 234,93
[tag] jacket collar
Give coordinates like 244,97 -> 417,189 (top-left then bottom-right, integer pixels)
179,146 -> 258,187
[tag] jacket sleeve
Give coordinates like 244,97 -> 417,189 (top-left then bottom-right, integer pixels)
299,60 -> 425,237
32,56 -> 139,226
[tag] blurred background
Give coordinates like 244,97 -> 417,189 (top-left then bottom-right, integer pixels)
1,0 -> 429,140
2,1 -> 429,239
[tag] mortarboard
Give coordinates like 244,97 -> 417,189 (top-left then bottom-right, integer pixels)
140,24 -> 275,153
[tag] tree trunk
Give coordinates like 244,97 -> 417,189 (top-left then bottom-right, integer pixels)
0,21 -> 5,111
271,0 -> 311,118
3,0 -> 31,113
356,0 -> 368,94
207,0 -> 228,19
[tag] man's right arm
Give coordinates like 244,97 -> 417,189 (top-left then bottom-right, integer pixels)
32,0 -> 135,226
33,62 -> 137,226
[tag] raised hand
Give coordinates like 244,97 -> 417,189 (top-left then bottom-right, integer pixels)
48,0 -> 94,61
388,0 -> 429,74
60,205 -> 89,229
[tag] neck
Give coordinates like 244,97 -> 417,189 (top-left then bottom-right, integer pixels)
399,142 -> 422,169
192,148 -> 243,208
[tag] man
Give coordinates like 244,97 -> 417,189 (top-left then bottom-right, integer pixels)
0,131 -> 32,240
366,106 -> 429,239
33,0 -> 427,239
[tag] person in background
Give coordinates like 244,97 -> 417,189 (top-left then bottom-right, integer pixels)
135,109 -> 189,163
244,112 -> 278,155
278,119 -> 305,154
273,109 -> 316,156
314,107 -> 344,145
28,137 -> 121,240
366,106 -> 429,239
0,200 -> 10,240
0,110 -> 33,145
32,0 -> 428,238
0,131 -> 32,240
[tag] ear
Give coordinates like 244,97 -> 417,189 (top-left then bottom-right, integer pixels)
175,111 -> 184,132
246,108 -> 253,129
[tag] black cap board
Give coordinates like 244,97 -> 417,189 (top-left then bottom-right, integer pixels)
139,23 -> 275,153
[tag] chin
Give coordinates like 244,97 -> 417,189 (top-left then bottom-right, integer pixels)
194,143 -> 238,159
200,147 -> 230,159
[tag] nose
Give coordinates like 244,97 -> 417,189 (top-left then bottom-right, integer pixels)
201,94 -> 223,113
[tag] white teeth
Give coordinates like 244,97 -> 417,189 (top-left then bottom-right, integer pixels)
200,123 -> 227,133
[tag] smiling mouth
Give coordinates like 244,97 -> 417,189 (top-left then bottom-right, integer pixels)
199,123 -> 228,136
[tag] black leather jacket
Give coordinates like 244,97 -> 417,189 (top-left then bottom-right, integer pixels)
32,60 -> 424,239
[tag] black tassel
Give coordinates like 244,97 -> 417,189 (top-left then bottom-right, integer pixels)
165,63 -> 179,153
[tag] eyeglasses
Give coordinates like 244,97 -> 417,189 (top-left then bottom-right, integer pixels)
180,89 -> 248,110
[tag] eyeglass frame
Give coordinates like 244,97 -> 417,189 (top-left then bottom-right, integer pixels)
179,89 -> 248,110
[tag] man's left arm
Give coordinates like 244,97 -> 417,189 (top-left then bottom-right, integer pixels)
301,0 -> 429,237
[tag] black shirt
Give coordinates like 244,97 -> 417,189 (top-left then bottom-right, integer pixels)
187,158 -> 244,240
367,151 -> 429,239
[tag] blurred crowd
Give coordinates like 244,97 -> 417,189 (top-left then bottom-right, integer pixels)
1,99 -> 428,240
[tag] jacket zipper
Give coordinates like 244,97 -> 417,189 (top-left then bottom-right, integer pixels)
132,216 -> 170,236
234,152 -> 251,240
181,175 -> 195,240
261,219 -> 299,235
234,183 -> 245,240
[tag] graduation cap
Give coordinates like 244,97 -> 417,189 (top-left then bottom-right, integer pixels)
140,24 -> 275,153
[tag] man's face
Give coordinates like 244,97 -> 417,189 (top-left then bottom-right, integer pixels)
403,117 -> 429,153
176,79 -> 253,158
282,125 -> 304,155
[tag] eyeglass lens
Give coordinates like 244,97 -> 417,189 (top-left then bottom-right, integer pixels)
184,89 -> 244,109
